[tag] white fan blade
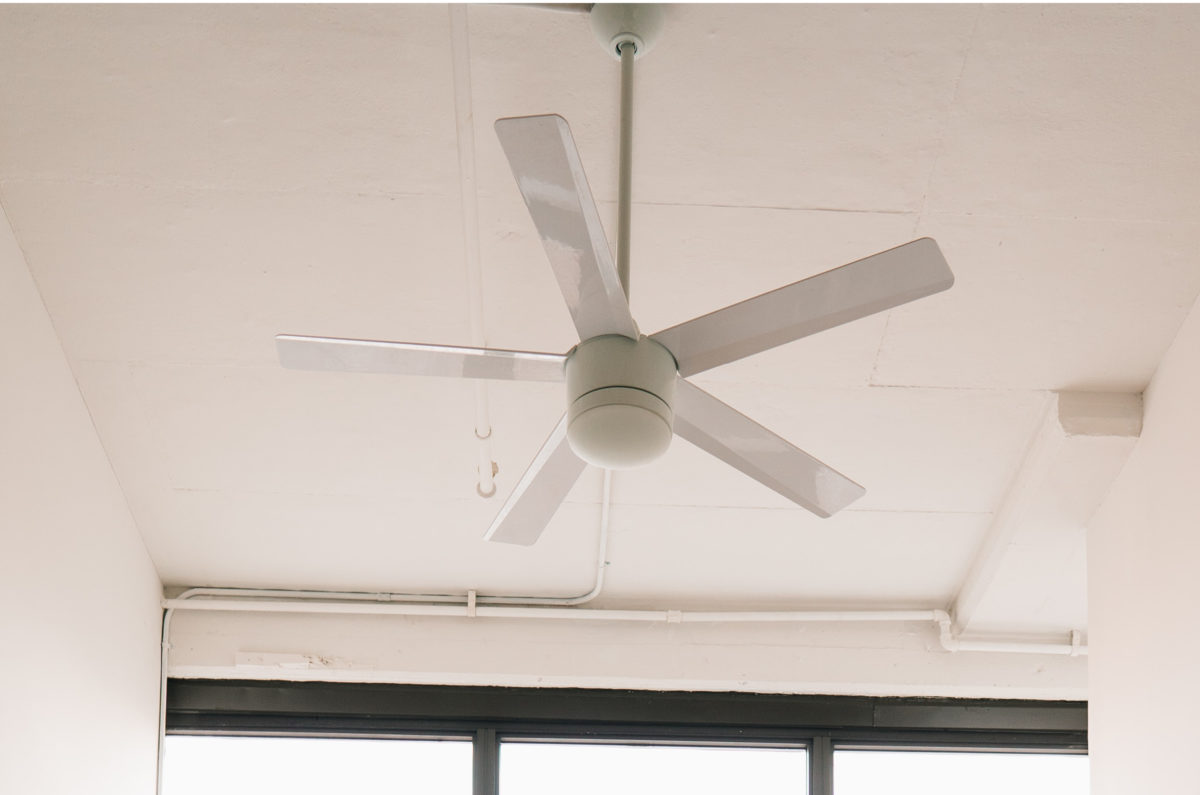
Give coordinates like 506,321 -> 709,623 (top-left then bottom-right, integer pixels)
652,238 -> 953,377
673,378 -> 865,517
495,114 -> 639,342
485,415 -> 588,545
276,335 -> 566,382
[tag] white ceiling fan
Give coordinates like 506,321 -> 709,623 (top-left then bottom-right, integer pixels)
276,5 -> 954,546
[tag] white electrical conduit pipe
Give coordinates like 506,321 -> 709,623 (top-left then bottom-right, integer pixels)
159,597 -> 1089,657
937,617 -> 1087,657
449,5 -> 497,497
162,599 -> 948,625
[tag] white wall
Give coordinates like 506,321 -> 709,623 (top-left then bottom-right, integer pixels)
0,204 -> 162,792
1089,294 -> 1200,793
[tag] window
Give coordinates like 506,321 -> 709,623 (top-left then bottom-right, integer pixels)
166,680 -> 1086,795
835,749 -> 1088,795
500,742 -> 807,795
164,735 -> 471,795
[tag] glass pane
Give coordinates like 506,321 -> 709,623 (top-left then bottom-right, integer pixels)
164,735 -> 472,795
501,741 -> 807,795
835,750 -> 1088,795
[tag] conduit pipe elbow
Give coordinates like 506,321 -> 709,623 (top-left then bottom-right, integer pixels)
935,611 -> 961,653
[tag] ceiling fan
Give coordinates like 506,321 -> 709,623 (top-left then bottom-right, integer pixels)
276,5 -> 954,545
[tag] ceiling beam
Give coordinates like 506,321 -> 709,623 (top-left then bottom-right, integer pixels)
951,391 -> 1142,635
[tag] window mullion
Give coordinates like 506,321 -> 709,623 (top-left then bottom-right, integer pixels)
810,735 -> 833,795
473,727 -> 499,795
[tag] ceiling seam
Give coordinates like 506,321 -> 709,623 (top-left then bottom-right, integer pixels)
5,170 -> 1188,225
626,199 -> 915,216
154,487 -> 991,517
867,8 -> 983,390
864,383 -> 1054,394
923,208 -> 1200,226
866,311 -> 894,388
911,4 -> 984,236
0,176 -> 451,200
0,177 -> 936,219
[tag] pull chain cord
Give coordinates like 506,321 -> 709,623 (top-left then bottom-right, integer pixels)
616,40 -> 635,299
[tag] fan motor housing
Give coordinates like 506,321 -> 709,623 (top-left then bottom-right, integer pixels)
565,335 -> 677,469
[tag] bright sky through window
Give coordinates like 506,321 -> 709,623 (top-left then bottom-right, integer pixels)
835,750 -> 1089,795
164,735 -> 1088,795
500,742 -> 808,795
163,735 -> 472,795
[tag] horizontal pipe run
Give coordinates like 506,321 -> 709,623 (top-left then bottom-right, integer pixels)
936,616 -> 1088,656
951,639 -> 1084,656
681,610 -> 943,624
164,599 -> 940,625
161,594 -> 1087,656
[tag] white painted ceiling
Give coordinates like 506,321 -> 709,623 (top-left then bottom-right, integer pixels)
2,5 -> 1197,632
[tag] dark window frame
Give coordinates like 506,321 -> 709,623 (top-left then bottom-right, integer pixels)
166,679 -> 1086,795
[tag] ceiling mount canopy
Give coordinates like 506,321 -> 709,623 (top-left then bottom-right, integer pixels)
589,3 -> 665,59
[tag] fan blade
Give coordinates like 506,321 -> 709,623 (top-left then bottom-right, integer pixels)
672,378 -> 865,517
276,335 -> 566,382
495,114 -> 639,342
485,415 -> 588,545
651,237 -> 953,377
